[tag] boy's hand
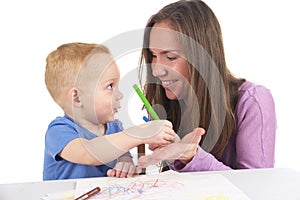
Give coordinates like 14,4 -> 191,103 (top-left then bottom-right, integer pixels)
143,120 -> 176,146
123,120 -> 176,146
149,134 -> 180,151
107,156 -> 141,178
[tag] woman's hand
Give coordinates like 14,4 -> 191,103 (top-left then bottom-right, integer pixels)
137,128 -> 205,168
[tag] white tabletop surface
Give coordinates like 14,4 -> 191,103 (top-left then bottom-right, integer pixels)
1,168 -> 300,200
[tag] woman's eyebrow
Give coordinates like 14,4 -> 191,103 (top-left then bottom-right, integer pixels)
150,49 -> 180,54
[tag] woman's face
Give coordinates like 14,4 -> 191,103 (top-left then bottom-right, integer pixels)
149,21 -> 190,100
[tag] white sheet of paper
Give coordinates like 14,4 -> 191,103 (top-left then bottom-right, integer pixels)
40,190 -> 75,200
75,170 -> 251,200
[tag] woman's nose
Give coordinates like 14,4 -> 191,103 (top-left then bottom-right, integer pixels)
151,62 -> 167,77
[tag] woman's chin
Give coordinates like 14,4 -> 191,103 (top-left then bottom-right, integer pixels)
165,89 -> 179,100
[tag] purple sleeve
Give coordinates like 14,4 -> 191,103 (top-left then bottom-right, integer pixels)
170,83 -> 276,171
170,147 -> 231,172
234,85 -> 276,168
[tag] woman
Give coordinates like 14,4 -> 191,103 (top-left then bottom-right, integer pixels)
137,0 -> 276,171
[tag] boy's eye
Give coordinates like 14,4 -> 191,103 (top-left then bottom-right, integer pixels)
108,83 -> 113,90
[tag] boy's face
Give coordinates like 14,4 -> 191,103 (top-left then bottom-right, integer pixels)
94,62 -> 123,124
76,54 -> 123,125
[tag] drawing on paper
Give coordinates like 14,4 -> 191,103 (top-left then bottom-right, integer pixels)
80,177 -> 184,199
75,171 -> 252,200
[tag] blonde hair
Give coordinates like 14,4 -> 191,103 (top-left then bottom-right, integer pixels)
45,42 -> 110,107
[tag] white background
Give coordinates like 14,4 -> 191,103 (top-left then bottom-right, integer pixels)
0,0 -> 299,184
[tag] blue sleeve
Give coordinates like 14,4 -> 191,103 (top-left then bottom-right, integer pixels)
45,123 -> 78,161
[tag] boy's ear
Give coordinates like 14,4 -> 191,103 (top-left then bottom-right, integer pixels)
68,87 -> 81,107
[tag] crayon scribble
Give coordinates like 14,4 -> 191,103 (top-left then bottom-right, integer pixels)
89,178 -> 184,199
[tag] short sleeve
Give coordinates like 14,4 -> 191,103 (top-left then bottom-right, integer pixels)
45,122 -> 78,161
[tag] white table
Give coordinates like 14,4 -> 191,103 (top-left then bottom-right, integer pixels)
1,168 -> 300,200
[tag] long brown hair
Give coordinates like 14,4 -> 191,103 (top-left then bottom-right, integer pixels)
138,0 -> 245,159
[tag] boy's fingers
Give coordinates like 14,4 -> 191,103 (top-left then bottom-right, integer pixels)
124,120 -> 166,138
115,163 -> 123,178
163,120 -> 173,129
174,135 -> 181,142
164,135 -> 176,143
166,127 -> 176,136
149,144 -> 159,151
107,169 -> 116,177
126,165 -> 136,178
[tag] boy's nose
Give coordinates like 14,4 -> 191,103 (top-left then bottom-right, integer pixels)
114,88 -> 123,101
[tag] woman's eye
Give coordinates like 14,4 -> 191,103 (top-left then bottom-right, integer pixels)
167,56 -> 177,61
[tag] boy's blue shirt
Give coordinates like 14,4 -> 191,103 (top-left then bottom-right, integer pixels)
43,114 -> 130,180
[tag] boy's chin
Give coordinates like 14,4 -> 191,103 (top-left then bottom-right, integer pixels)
107,116 -> 115,122
99,116 -> 115,124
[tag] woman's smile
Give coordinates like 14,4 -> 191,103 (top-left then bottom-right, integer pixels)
161,80 -> 178,88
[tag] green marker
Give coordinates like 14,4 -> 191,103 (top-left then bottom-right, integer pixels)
134,84 -> 165,173
133,84 -> 160,120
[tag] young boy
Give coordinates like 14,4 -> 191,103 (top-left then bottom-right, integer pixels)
43,42 -> 176,180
